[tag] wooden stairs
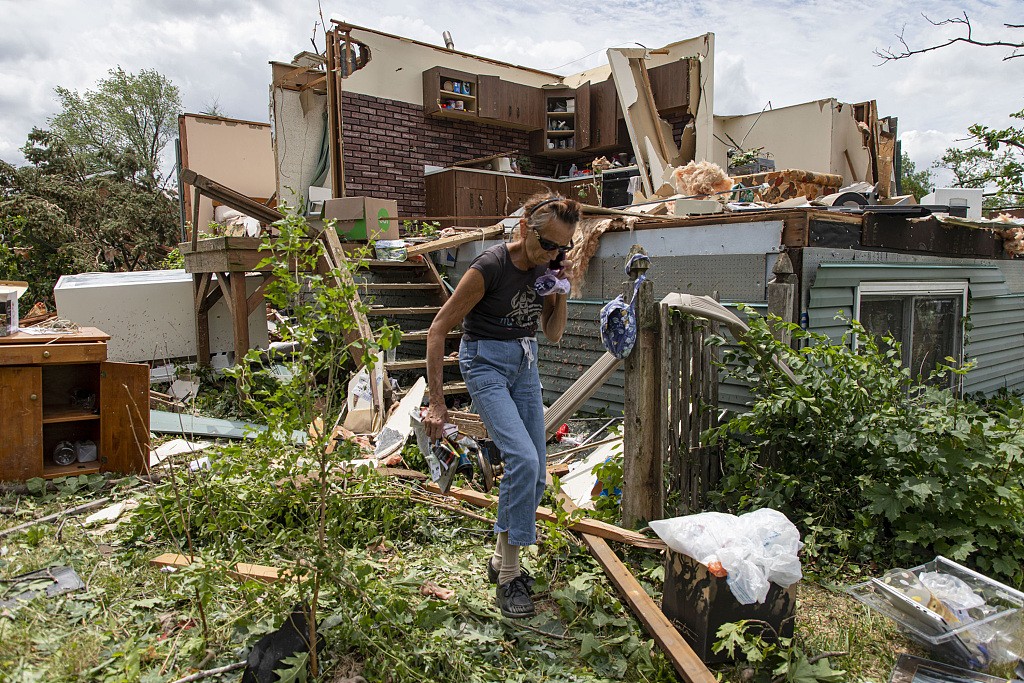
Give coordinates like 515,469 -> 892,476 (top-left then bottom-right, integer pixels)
354,226 -> 504,398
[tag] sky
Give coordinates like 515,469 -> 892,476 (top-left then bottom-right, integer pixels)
1,0 -> 1022,186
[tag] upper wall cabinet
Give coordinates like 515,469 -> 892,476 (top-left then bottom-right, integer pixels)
478,76 -> 545,130
647,58 -> 698,114
423,66 -> 481,120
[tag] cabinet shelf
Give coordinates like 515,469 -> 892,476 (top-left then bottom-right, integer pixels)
42,462 -> 101,479
440,91 -> 476,102
547,130 -> 575,136
43,407 -> 101,424
547,112 -> 574,117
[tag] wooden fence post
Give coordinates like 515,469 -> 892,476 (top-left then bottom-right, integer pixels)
767,252 -> 798,345
621,245 -> 663,527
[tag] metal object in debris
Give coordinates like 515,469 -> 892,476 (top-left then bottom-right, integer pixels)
0,566 -> 85,610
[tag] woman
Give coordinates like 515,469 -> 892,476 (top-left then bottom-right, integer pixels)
424,193 -> 580,618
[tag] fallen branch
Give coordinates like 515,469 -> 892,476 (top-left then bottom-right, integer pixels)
168,661 -> 246,683
0,497 -> 112,538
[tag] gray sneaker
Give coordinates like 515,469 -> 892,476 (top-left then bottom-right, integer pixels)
497,575 -> 536,618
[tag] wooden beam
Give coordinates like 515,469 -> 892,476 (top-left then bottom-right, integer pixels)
580,534 -> 717,682
180,168 -> 283,226
418,481 -> 666,550
621,246 -> 663,526
403,225 -> 504,258
246,274 -> 273,316
229,273 -> 250,365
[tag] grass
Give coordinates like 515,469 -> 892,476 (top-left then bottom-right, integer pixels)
0,457 -> 939,683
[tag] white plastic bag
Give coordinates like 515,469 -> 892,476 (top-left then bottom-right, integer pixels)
650,507 -> 803,605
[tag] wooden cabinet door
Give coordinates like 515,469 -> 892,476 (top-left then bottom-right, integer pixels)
0,366 -> 43,481
477,74 -> 501,120
454,171 -> 498,226
514,82 -> 545,130
425,170 -> 456,221
648,59 -> 692,114
574,82 -> 592,150
100,362 -> 150,474
588,77 -> 619,150
422,67 -> 442,116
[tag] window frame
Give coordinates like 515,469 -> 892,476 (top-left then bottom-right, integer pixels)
853,280 -> 969,385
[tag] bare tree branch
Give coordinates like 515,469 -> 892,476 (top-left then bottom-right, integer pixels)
875,11 -> 1023,63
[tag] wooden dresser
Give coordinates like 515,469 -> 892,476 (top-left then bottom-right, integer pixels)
0,328 -> 149,481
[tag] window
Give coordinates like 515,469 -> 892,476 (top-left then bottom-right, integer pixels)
855,281 -> 968,385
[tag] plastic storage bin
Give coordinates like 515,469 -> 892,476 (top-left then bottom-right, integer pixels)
849,556 -> 1024,670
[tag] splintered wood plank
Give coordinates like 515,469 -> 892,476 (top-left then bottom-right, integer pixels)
415,481 -> 665,550
149,554 -> 301,584
396,330 -> 462,342
580,534 -> 716,683
383,358 -> 458,372
358,282 -> 442,291
403,225 -> 504,258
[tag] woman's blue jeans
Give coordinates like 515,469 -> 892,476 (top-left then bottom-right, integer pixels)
459,337 -> 546,547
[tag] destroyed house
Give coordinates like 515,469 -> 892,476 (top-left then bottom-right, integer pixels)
258,23 -> 1024,415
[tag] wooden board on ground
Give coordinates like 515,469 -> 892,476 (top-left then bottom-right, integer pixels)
418,481 -> 665,550
150,553 -> 302,584
580,534 -> 716,683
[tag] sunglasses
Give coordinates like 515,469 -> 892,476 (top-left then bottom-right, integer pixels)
533,228 -> 573,254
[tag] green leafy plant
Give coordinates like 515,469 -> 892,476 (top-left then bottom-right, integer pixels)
714,620 -> 846,683
709,310 -> 1024,585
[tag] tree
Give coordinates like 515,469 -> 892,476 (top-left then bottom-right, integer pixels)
877,14 -> 1024,208
0,128 -> 179,309
934,111 -> 1024,208
49,67 -> 181,188
875,11 -> 1023,62
898,151 -> 933,200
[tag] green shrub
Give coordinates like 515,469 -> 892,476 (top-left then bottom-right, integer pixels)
708,312 -> 1024,586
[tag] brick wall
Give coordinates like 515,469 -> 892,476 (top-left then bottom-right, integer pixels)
341,92 -> 590,216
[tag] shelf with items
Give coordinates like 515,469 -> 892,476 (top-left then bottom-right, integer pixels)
42,418 -> 101,479
423,67 -> 480,118
42,407 -> 101,424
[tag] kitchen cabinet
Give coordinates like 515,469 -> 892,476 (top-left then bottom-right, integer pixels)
586,76 -> 621,151
422,66 -> 480,121
426,169 -> 555,226
478,76 -> 545,130
531,85 -> 592,157
0,329 -> 149,482
648,58 -> 697,114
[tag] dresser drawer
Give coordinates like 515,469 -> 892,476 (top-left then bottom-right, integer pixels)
0,342 -> 108,366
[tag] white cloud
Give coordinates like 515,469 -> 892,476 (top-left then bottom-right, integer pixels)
712,52 -> 759,116
1,0 -> 1022,186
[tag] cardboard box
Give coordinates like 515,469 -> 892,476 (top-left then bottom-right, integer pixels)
322,197 -> 399,242
661,551 -> 797,664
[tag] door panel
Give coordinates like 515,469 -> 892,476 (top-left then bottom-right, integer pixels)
0,367 -> 42,480
477,74 -> 501,120
574,82 -> 591,150
100,362 -> 150,474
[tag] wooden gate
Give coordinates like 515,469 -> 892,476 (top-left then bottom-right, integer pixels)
659,303 -> 721,515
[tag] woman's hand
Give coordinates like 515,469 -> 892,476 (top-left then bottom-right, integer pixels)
424,402 -> 449,441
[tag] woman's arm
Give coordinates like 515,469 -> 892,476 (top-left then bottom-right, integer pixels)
424,269 -> 485,440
